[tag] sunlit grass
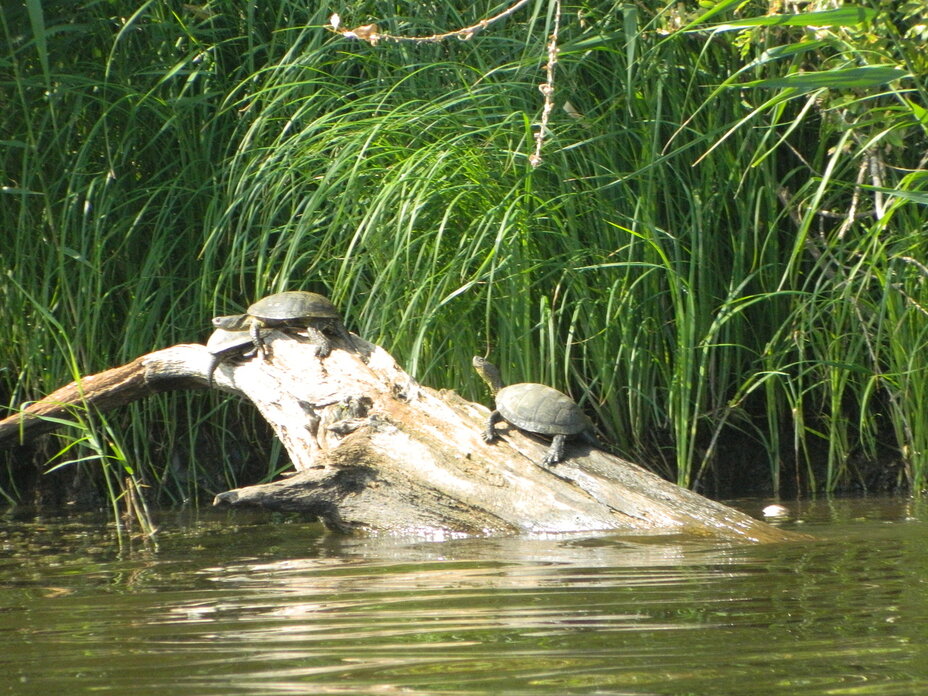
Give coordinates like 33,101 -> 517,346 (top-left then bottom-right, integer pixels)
2,0 -> 926,509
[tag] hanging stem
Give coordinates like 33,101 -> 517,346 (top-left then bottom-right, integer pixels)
330,0 -> 561,168
529,0 -> 561,168
329,0 -> 531,45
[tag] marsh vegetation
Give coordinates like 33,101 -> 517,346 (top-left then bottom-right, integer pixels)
2,0 -> 926,509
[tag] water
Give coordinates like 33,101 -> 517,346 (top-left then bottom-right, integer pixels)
2,498 -> 926,695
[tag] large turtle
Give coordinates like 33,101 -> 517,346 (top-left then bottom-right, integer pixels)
212,291 -> 354,359
473,356 -> 597,466
204,326 -> 271,387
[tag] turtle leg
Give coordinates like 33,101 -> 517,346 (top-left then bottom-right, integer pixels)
542,434 -> 567,466
250,320 -> 268,359
304,325 -> 332,357
335,322 -> 360,352
320,318 -> 358,353
483,410 -> 502,443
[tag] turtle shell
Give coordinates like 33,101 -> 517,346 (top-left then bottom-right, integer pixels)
206,327 -> 255,355
247,291 -> 340,322
495,383 -> 589,436
205,327 -> 270,387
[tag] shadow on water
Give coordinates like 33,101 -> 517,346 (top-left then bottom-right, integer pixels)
1,497 -> 927,695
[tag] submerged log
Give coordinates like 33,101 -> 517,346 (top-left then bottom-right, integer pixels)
0,332 -> 801,541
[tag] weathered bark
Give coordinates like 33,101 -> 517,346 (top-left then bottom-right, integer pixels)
0,332 -> 802,541
0,355 -> 200,445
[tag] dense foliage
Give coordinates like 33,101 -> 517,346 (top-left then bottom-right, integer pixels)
2,0 -> 926,508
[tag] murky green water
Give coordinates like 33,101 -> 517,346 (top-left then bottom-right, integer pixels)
2,498 -> 926,695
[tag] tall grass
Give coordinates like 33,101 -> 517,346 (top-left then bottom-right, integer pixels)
1,0 -> 926,507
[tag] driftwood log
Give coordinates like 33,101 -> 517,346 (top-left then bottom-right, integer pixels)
0,331 -> 801,541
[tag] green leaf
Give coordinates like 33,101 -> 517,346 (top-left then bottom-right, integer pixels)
755,40 -> 830,64
674,0 -> 746,34
25,0 -> 49,87
905,97 -> 928,126
858,185 -> 928,205
740,66 -> 909,91
704,6 -> 879,31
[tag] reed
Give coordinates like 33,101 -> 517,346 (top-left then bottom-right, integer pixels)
1,0 -> 926,510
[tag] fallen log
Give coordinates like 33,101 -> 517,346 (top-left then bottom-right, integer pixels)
0,332 -> 802,541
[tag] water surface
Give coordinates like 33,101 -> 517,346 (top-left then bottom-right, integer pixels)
2,498 -> 926,695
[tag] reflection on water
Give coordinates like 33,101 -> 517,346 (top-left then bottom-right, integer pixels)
1,498 -> 927,695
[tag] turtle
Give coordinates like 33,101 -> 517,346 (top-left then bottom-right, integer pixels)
204,326 -> 271,387
212,290 -> 355,359
472,356 -> 597,466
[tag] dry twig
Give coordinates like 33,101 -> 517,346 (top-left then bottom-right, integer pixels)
329,1 -> 531,44
330,0 -> 561,168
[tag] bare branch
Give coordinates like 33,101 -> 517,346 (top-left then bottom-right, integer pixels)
330,0 -> 564,167
330,1 -> 531,45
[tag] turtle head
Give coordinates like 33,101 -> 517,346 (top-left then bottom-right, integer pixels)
472,356 -> 505,395
212,313 -> 249,330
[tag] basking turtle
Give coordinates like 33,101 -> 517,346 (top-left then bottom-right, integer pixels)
212,290 -> 354,359
205,326 -> 271,387
472,356 -> 597,466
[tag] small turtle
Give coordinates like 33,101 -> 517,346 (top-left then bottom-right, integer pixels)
212,290 -> 354,359
205,327 -> 270,387
473,356 -> 597,466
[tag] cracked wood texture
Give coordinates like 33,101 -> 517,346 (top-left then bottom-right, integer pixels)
0,331 -> 801,541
